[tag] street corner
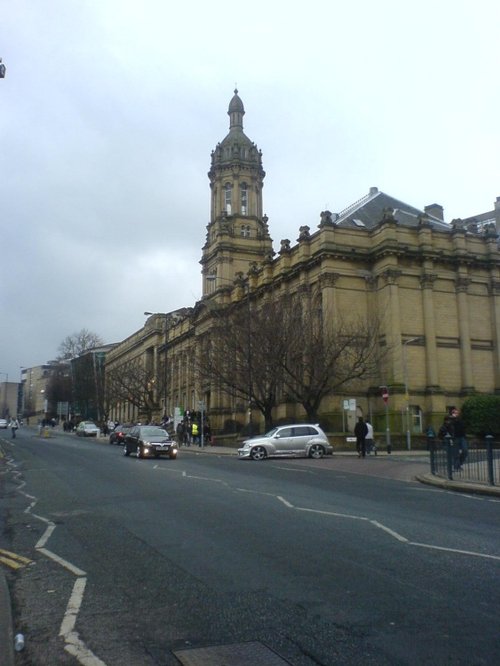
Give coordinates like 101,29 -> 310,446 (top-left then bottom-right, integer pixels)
416,472 -> 500,498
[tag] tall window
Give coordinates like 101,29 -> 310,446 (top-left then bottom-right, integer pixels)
240,183 -> 248,215
224,183 -> 232,215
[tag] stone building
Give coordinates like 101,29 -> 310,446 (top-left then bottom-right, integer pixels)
106,90 -> 500,437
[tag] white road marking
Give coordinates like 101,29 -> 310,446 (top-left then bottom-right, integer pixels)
37,548 -> 87,576
5,451 -> 107,665
369,520 -> 409,543
409,541 -> 500,561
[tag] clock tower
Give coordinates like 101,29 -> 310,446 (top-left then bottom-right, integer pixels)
201,90 -> 273,294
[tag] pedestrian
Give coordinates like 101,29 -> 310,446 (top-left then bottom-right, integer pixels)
354,416 -> 368,458
204,421 -> 212,446
176,421 -> 184,447
9,416 -> 20,439
450,408 -> 468,468
192,421 -> 200,446
365,419 -> 375,455
438,415 -> 460,469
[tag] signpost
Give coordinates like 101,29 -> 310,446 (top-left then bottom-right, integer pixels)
198,400 -> 205,448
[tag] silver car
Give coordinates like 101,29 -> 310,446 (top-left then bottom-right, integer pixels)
238,423 -> 332,461
76,421 -> 100,437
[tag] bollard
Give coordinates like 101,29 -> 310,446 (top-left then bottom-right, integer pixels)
386,443 -> 392,454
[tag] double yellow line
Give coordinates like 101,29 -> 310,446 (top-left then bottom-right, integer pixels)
0,548 -> 32,570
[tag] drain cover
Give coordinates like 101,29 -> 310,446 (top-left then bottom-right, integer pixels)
173,641 -> 292,665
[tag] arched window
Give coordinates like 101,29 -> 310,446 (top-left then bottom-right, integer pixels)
240,183 -> 248,215
224,183 -> 232,215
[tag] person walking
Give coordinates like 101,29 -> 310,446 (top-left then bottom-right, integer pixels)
9,417 -> 20,439
354,417 -> 368,458
365,419 -> 375,455
438,415 -> 459,469
191,421 -> 199,446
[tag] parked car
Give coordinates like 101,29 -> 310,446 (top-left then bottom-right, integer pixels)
109,424 -> 131,445
124,426 -> 178,459
76,421 -> 100,437
0,418 -> 8,429
238,423 -> 332,461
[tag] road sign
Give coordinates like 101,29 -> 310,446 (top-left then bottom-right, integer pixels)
381,387 -> 389,404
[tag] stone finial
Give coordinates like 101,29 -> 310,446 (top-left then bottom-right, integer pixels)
298,225 -> 310,241
382,207 -> 395,222
319,210 -> 335,226
280,239 -> 291,253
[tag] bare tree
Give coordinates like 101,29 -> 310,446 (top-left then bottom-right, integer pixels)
198,293 -> 385,428
198,299 -> 285,431
280,301 -> 385,422
58,329 -> 104,360
107,358 -> 159,423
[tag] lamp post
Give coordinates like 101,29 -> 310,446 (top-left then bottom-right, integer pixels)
0,372 -> 8,418
206,274 -> 253,436
402,337 -> 421,451
144,312 -> 169,421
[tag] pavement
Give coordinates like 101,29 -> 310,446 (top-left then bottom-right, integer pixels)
0,436 -> 498,665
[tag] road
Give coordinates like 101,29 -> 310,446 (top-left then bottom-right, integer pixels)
1,429 -> 499,665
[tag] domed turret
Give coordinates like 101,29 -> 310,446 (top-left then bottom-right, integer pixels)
201,91 -> 273,293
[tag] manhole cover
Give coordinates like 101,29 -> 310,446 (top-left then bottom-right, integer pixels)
173,640 -> 292,665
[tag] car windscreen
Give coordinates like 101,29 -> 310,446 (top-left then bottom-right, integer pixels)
140,427 -> 168,439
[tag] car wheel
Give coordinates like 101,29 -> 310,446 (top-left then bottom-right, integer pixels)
123,444 -> 129,456
250,446 -> 267,461
309,444 -> 325,459
136,446 -> 143,459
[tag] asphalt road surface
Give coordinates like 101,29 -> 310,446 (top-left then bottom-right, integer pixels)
1,429 -> 499,665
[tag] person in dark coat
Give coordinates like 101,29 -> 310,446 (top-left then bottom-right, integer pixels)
354,417 -> 368,458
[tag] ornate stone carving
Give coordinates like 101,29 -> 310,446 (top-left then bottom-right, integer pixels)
381,207 -> 396,223
381,268 -> 402,285
488,279 -> 500,296
455,277 -> 471,293
420,273 -> 438,289
319,210 -> 336,227
280,239 -> 291,253
318,273 -> 341,288
298,225 -> 310,241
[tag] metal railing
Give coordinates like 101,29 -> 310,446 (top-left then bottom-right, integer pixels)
429,435 -> 499,486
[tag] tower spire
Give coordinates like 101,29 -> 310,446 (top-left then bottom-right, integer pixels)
228,88 -> 245,130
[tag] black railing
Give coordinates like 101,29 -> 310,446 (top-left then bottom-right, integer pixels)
429,434 -> 500,486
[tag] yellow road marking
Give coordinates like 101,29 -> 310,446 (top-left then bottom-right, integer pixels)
0,548 -> 33,570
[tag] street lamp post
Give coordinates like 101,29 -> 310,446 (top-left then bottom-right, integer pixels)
402,337 -> 422,451
0,372 -> 8,418
206,274 -> 253,436
144,312 -> 169,421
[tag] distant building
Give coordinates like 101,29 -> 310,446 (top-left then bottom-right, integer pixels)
19,363 -> 66,420
106,91 -> 500,436
70,345 -> 116,423
0,381 -> 20,420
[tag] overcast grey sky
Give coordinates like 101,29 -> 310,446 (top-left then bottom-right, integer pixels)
1,0 -> 498,382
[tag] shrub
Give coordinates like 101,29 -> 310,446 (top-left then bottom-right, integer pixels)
461,395 -> 500,437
